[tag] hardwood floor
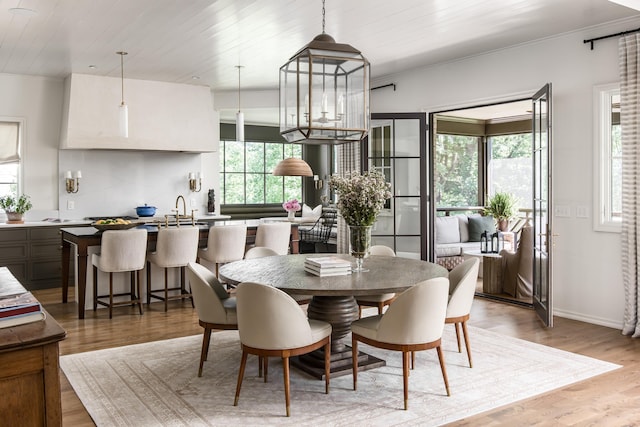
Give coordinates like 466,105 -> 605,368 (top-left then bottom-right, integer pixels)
33,287 -> 640,426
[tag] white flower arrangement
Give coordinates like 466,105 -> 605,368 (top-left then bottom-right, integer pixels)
329,170 -> 392,226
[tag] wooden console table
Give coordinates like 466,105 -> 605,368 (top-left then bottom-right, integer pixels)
0,267 -> 66,426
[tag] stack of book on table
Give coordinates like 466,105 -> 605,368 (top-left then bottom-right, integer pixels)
304,256 -> 352,277
0,290 -> 45,329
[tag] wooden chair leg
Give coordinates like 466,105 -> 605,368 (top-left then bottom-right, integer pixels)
402,351 -> 409,410
233,350 -> 248,407
411,350 -> 415,370
454,322 -> 462,353
198,326 -> 212,377
352,336 -> 358,391
130,271 -> 135,301
324,340 -> 330,394
378,302 -> 384,315
264,356 -> 268,383
283,357 -> 291,417
108,272 -> 114,319
258,356 -> 263,378
146,262 -> 152,305
136,270 -> 143,315
163,268 -> 169,312
358,305 -> 362,319
93,266 -> 98,311
461,320 -> 473,368
436,345 -> 450,396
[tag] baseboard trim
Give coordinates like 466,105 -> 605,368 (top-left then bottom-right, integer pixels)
553,308 -> 623,330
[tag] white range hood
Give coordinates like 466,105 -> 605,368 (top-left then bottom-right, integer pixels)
59,73 -> 218,152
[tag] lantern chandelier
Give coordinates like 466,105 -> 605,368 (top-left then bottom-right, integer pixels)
279,0 -> 370,145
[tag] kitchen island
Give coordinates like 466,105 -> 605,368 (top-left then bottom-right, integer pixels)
61,220 -> 300,319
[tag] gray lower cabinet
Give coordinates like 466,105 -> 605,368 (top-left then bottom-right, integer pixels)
0,226 -> 73,290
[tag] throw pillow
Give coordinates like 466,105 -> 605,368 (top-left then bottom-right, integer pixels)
302,204 -> 322,220
468,216 -> 496,242
435,216 -> 461,244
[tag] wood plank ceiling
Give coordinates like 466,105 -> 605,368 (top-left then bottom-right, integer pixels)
0,0 -> 637,93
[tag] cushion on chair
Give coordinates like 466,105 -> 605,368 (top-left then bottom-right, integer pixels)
302,204 -> 323,221
468,216 -> 496,241
446,258 -> 480,319
435,216 -> 461,244
350,314 -> 383,340
198,225 -> 247,264
92,229 -> 148,273
308,319 -> 333,343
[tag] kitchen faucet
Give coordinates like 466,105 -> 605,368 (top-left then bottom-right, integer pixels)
175,195 -> 187,217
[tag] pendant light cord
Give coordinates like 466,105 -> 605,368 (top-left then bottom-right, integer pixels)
117,51 -> 127,106
237,65 -> 242,113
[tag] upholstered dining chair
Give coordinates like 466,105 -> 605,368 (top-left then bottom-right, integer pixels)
243,246 -> 279,259
445,257 -> 480,368
355,245 -> 397,318
147,226 -> 199,311
254,222 -> 291,255
234,281 -> 331,417
92,228 -> 148,319
197,224 -> 247,283
186,262 -> 238,377
351,277 -> 450,410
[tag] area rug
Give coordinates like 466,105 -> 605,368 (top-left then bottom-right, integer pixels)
60,326 -> 620,426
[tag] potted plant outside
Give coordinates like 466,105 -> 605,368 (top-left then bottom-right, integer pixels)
0,194 -> 33,224
484,192 -> 517,231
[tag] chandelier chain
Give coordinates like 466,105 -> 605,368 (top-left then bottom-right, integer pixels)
322,0 -> 325,33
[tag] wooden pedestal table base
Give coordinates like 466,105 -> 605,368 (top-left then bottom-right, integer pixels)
290,295 -> 385,379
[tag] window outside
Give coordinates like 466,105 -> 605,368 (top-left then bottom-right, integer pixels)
488,133 -> 533,209
0,121 -> 20,198
435,134 -> 479,207
219,140 -> 302,205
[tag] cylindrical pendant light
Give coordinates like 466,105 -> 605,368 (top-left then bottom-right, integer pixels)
117,51 -> 129,138
236,65 -> 244,142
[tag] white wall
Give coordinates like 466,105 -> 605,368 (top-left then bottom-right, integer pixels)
0,73 -> 221,221
0,74 -> 63,216
371,18 -> 639,328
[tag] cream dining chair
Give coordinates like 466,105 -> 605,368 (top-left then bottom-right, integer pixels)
186,262 -> 238,377
234,281 -> 331,417
351,277 -> 450,410
445,257 -> 480,368
254,222 -> 291,255
197,224 -> 247,285
92,228 -> 148,319
355,245 -> 397,318
146,226 -> 199,311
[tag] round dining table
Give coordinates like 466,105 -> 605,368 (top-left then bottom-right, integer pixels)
219,253 -> 448,379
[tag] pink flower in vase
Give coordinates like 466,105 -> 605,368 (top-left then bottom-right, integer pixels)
282,199 -> 301,213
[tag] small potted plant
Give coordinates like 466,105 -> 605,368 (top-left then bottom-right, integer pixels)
484,192 -> 517,231
0,194 -> 33,224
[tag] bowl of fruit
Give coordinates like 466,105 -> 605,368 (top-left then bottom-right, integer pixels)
92,218 -> 137,231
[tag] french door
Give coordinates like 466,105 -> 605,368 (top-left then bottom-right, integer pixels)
532,83 -> 553,327
364,113 -> 429,259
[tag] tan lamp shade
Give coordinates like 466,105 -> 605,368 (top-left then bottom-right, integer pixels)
272,158 -> 313,177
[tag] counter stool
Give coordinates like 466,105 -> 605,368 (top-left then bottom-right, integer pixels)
254,222 -> 291,255
92,228 -> 148,319
147,226 -> 200,311
197,224 -> 247,286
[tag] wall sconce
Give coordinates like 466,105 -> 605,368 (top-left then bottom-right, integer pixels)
313,175 -> 323,190
189,172 -> 202,192
65,170 -> 81,193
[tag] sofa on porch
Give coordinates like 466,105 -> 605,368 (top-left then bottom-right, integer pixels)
435,213 -> 495,270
